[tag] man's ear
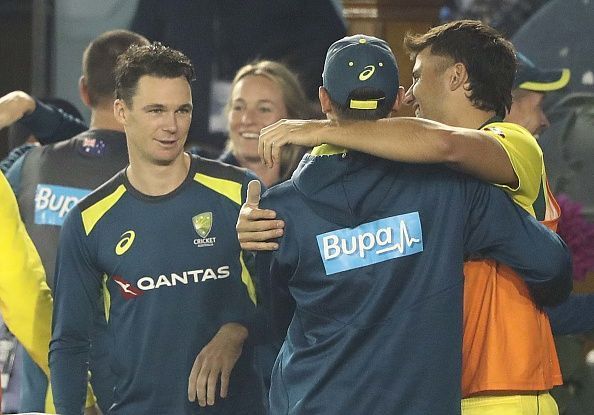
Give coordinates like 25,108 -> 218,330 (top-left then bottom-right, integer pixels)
113,99 -> 127,125
318,86 -> 333,115
449,63 -> 468,91
79,76 -> 92,108
389,86 -> 406,116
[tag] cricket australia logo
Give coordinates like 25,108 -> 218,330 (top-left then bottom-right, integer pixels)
316,212 -> 424,275
192,212 -> 216,247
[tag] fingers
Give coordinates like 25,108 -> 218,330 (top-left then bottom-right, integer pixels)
187,355 -> 202,402
206,367 -> 220,405
237,218 -> 284,233
196,364 -> 209,407
245,180 -> 261,207
219,368 -> 231,399
240,241 -> 281,251
259,119 -> 287,168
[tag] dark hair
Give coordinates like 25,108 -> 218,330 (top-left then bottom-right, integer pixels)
404,20 -> 516,118
330,87 -> 395,121
82,30 -> 149,107
115,42 -> 195,107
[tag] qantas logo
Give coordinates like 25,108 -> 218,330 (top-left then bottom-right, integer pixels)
112,275 -> 143,299
111,266 -> 230,300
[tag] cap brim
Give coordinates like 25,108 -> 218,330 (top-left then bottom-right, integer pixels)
518,68 -> 571,92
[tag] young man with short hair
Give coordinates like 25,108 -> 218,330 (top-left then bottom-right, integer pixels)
50,43 -> 264,415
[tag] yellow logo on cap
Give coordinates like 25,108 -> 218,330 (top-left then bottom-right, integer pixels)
115,230 -> 135,255
359,65 -> 376,81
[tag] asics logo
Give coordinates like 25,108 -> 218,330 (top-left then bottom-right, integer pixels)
115,230 -> 135,255
359,65 -> 376,81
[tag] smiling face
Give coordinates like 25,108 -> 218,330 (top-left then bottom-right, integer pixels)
227,74 -> 288,164
115,75 -> 192,167
404,48 -> 452,124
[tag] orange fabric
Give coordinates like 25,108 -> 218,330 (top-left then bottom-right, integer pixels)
462,182 -> 563,397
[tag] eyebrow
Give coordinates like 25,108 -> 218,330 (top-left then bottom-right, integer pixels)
142,104 -> 166,111
178,103 -> 193,111
232,98 -> 276,106
141,103 -> 193,111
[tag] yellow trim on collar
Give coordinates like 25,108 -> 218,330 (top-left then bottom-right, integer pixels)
519,69 -> 571,92
311,144 -> 347,156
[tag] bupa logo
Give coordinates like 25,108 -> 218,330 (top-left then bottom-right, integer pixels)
34,184 -> 91,226
316,212 -> 423,275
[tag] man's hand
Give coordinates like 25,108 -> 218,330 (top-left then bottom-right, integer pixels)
188,322 -> 248,407
0,91 -> 36,130
259,119 -> 329,167
236,180 -> 284,251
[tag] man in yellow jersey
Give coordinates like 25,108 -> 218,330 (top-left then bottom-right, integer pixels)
0,172 -> 98,414
239,20 -> 569,415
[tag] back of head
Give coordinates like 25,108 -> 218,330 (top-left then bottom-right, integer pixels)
322,34 -> 399,121
82,30 -> 149,108
115,42 -> 195,108
404,20 -> 516,118
230,60 -> 312,119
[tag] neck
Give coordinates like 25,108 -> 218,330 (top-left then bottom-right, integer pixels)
127,152 -> 190,196
445,104 -> 497,130
89,105 -> 124,131
240,158 -> 280,188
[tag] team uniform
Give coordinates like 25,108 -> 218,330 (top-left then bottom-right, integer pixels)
255,145 -> 571,415
5,129 -> 128,412
50,155 -> 265,415
462,122 -> 562,414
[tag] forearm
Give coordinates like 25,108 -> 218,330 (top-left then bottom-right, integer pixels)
321,117 -> 517,185
20,99 -> 87,144
49,346 -> 91,415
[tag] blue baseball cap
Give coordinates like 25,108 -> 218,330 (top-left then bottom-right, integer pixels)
322,34 -> 399,110
514,52 -> 570,92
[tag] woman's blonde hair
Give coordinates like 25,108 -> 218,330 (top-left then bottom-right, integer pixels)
227,60 -> 314,182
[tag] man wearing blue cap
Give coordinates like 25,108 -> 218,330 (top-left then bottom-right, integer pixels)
252,32 -> 572,414
507,52 -> 571,137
